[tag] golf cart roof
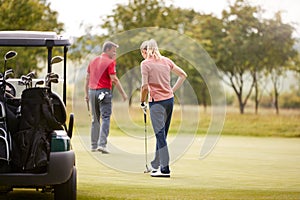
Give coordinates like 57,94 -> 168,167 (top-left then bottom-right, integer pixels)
0,31 -> 71,47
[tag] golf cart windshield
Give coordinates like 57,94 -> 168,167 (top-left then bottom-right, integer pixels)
0,31 -> 71,104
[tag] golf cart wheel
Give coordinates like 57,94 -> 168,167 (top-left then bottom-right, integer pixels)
0,186 -> 12,194
54,166 -> 77,200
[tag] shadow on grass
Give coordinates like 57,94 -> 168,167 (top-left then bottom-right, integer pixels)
0,189 -> 53,200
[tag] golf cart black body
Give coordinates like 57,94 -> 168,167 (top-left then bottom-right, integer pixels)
0,31 -> 76,200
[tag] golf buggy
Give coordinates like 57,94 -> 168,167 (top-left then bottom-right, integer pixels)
0,31 -> 76,199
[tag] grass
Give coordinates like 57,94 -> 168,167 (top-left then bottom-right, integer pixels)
73,134 -> 300,200
3,104 -> 300,199
75,102 -> 300,138
220,107 -> 300,137
7,134 -> 297,200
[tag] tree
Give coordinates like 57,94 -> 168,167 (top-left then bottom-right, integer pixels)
0,0 -> 64,76
216,0 -> 262,114
183,14 -> 224,110
261,12 -> 298,114
214,0 -> 298,114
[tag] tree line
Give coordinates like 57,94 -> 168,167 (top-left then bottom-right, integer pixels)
71,0 -> 299,114
0,0 -> 63,76
1,0 -> 299,114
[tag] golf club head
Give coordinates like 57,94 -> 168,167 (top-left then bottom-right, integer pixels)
45,73 -> 59,87
18,80 -> 26,86
26,71 -> 35,78
4,51 -> 17,61
45,73 -> 59,82
21,75 -> 31,83
20,75 -> 33,88
46,77 -> 59,87
51,56 -> 64,64
144,165 -> 151,173
35,80 -> 44,87
50,78 -> 59,84
4,69 -> 14,79
21,75 -> 29,81
46,73 -> 59,79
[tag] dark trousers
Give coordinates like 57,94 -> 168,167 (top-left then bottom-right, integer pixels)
149,97 -> 174,173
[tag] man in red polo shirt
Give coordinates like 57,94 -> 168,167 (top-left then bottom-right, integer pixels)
85,41 -> 127,153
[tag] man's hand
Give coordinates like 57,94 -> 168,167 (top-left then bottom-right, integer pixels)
85,96 -> 90,115
122,93 -> 128,102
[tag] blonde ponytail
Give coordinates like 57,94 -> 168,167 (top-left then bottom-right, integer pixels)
140,39 -> 162,60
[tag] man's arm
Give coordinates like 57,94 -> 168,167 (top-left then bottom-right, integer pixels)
110,74 -> 128,101
85,73 -> 90,102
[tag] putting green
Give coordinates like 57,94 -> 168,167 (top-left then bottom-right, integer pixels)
4,134 -> 300,199
74,134 -> 300,199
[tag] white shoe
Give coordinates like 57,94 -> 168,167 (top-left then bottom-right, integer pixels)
151,170 -> 170,178
144,165 -> 158,173
151,166 -> 159,173
97,146 -> 110,154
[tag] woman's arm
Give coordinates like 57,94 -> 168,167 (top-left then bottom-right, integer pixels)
172,65 -> 187,93
140,84 -> 148,102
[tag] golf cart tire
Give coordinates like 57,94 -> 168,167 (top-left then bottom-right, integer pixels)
54,166 -> 76,200
68,113 -> 74,139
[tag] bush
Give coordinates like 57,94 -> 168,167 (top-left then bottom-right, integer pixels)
280,92 -> 300,109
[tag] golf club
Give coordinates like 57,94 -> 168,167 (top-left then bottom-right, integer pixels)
46,76 -> 59,87
142,104 -> 151,173
45,73 -> 59,87
4,69 -> 14,80
51,56 -> 64,65
34,80 -> 44,87
18,80 -> 26,88
3,51 -> 17,73
26,72 -> 35,88
1,51 -> 17,97
19,72 -> 36,89
20,75 -> 31,89
26,71 -> 35,78
2,69 -> 16,97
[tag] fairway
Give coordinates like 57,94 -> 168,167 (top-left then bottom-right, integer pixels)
5,133 -> 300,199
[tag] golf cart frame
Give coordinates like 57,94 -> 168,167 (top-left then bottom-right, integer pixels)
0,31 -> 76,199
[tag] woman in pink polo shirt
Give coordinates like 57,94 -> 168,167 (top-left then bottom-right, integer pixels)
140,39 -> 187,177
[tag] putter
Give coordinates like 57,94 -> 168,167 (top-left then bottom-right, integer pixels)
143,107 -> 151,173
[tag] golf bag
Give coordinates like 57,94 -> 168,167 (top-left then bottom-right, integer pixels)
11,87 -> 66,173
0,102 -> 11,173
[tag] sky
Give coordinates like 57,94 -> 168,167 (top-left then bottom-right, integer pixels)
48,0 -> 300,38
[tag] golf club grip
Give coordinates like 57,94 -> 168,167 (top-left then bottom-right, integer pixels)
144,113 -> 146,123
